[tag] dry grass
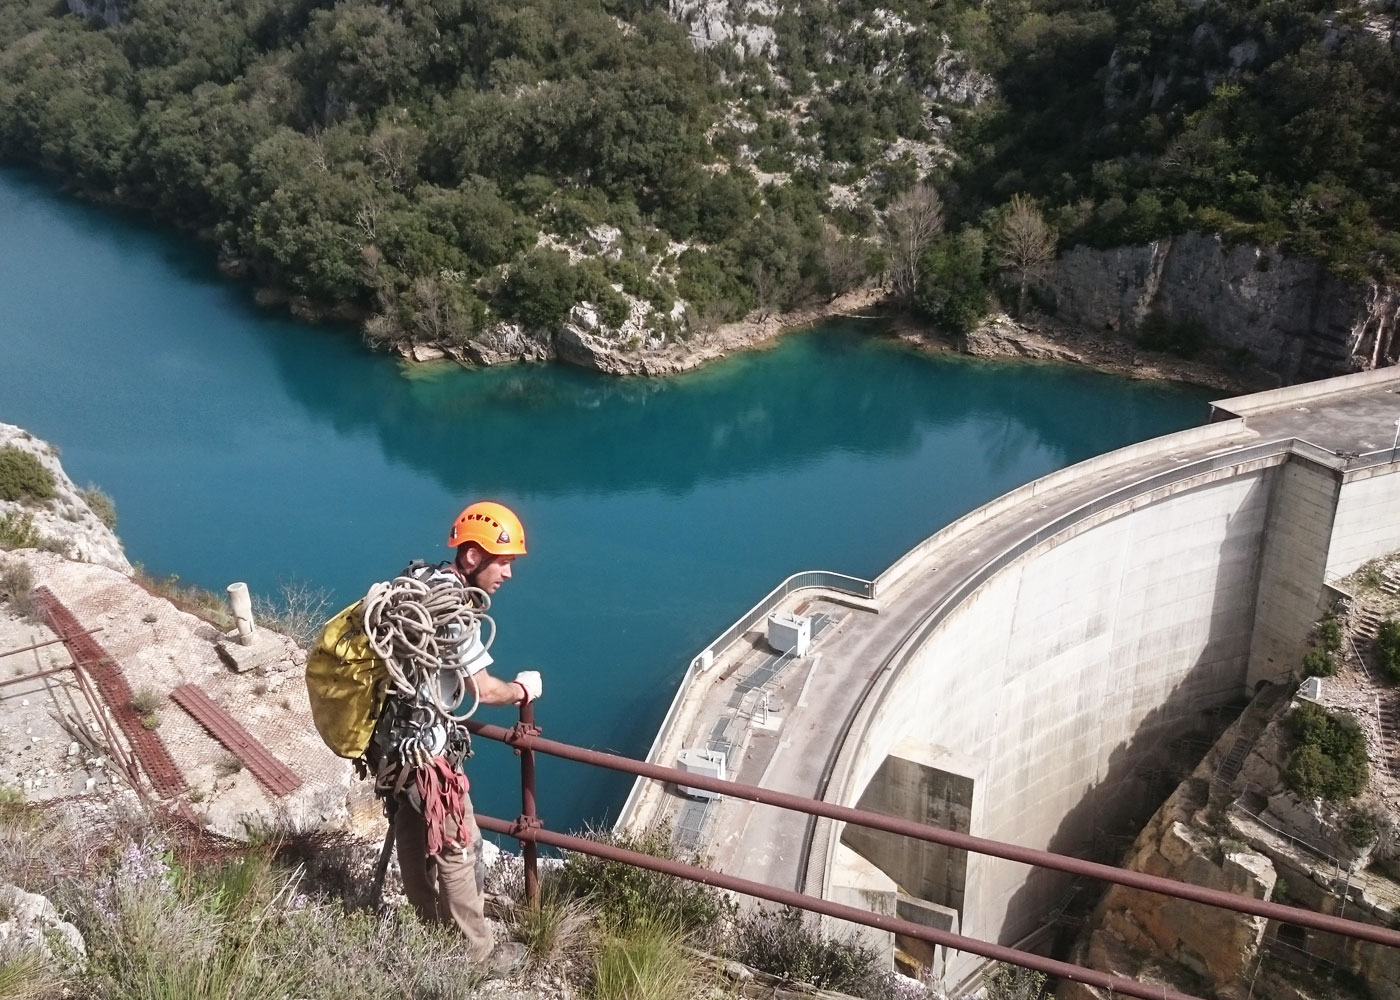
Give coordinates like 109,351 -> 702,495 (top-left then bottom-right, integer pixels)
592,914 -> 708,1000
0,946 -> 63,1000
0,802 -> 487,1000
510,875 -> 597,968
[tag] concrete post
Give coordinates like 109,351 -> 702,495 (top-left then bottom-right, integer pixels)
226,582 -> 254,646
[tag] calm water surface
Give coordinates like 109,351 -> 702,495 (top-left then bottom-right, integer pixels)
0,167 -> 1214,830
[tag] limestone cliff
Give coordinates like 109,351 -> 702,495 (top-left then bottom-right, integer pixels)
1037,234 -> 1400,385
0,423 -> 130,575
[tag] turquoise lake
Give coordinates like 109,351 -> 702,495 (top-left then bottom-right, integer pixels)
0,167 -> 1215,832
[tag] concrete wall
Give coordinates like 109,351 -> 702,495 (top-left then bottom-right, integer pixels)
1247,458 -> 1342,687
833,470 -> 1277,971
1328,466 -> 1400,580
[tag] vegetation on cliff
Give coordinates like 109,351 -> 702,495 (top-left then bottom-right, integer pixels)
0,0 -> 1395,350
1284,700 -> 1369,801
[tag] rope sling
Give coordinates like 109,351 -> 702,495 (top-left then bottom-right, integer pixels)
360,572 -> 494,808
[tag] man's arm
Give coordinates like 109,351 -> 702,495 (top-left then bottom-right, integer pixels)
472,669 -> 535,705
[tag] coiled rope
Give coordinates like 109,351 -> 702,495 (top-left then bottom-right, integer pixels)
361,574 -> 495,722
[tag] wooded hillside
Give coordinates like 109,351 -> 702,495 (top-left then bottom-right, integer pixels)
0,0 -> 1395,348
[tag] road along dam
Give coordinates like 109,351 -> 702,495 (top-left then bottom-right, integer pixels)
617,367 -> 1400,988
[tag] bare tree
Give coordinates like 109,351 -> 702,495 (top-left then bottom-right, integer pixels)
410,275 -> 448,342
881,183 -> 944,306
819,223 -> 868,298
992,193 -> 1057,317
749,260 -> 777,321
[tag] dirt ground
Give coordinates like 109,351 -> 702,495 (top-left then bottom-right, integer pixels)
0,551 -> 358,837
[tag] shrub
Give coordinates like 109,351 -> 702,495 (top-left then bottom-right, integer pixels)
1345,808 -> 1381,848
0,559 -> 36,619
1302,646 -> 1337,678
1374,619 -> 1400,683
986,962 -> 1047,1000
252,579 -> 332,648
0,447 -> 56,504
731,907 -> 888,996
1285,702 -> 1368,801
558,827 -> 731,944
130,686 -> 164,716
79,486 -> 117,531
0,512 -> 40,550
494,249 -> 579,330
1315,613 -> 1343,654
133,569 -> 232,628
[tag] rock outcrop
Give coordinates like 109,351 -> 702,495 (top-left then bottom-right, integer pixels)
1061,664 -> 1400,1000
0,883 -> 86,970
1037,233 -> 1400,384
0,423 -> 130,575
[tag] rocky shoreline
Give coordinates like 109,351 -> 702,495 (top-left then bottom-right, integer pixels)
895,311 -> 1260,394
396,286 -> 1260,394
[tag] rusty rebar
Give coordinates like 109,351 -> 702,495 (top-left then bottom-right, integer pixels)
0,629 -> 102,661
0,664 -> 76,688
474,813 -> 1207,1000
465,719 -> 1400,950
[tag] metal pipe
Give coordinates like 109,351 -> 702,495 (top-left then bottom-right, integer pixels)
0,630 -> 102,661
516,700 -> 540,909
474,813 -> 1208,1000
465,719 -> 1400,949
0,664 -> 76,688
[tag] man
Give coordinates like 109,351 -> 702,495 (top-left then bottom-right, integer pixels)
383,500 -> 542,965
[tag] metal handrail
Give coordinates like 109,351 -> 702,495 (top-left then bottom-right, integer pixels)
469,715 -> 1400,948
473,708 -> 1400,1000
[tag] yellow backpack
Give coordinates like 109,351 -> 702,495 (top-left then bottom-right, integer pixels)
305,601 -> 387,759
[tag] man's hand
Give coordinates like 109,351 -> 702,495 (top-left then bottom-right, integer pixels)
513,670 -> 543,703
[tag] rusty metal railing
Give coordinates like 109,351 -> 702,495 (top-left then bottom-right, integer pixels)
470,708 -> 1400,1000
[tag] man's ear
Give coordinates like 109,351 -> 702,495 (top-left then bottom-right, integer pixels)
457,544 -> 483,572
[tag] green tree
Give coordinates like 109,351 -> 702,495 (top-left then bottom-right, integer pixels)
494,249 -> 578,329
915,229 -> 991,334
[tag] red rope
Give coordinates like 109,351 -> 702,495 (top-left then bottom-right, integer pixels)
416,757 -> 469,857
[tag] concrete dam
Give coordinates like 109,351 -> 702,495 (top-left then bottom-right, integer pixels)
619,368 -> 1400,988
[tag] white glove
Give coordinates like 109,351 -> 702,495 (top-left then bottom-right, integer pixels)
513,670 -> 542,703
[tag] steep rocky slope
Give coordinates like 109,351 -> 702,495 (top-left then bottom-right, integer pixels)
0,423 -> 130,574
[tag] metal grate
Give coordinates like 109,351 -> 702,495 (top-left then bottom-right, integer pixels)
33,587 -> 188,798
170,684 -> 302,797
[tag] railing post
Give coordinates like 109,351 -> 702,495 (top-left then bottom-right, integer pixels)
517,700 -> 540,909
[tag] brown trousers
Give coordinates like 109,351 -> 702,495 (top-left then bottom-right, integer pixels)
394,792 -> 494,961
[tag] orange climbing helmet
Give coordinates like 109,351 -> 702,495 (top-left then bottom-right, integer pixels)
447,501 -> 528,555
